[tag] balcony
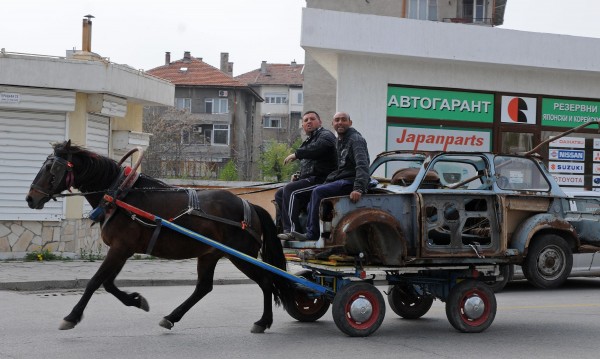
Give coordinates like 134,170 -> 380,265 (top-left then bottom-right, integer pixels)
442,17 -> 493,26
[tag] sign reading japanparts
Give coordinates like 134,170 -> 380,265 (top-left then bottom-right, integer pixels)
387,126 -> 491,152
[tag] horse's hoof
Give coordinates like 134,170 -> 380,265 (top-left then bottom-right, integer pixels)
59,320 -> 76,330
250,324 -> 266,334
159,318 -> 174,330
138,295 -> 150,312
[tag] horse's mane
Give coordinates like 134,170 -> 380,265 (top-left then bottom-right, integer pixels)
52,141 -> 172,190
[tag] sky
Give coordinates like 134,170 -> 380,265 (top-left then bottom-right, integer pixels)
2,0 -> 600,77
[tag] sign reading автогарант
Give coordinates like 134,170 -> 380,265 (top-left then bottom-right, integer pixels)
387,86 -> 494,123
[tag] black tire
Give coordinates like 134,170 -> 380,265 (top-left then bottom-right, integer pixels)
332,282 -> 386,337
387,284 -> 434,319
522,234 -> 572,289
445,279 -> 496,333
286,271 -> 330,322
485,264 -> 513,293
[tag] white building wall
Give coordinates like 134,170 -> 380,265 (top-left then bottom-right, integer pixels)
302,8 -> 600,156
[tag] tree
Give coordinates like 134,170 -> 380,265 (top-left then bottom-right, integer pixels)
259,140 -> 299,182
218,159 -> 239,181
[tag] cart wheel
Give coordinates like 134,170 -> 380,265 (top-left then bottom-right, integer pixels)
332,282 -> 385,337
287,271 -> 330,322
445,279 -> 496,333
387,284 -> 434,319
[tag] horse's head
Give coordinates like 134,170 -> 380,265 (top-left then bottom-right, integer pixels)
26,140 -> 77,209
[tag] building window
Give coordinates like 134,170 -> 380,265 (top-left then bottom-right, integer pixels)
175,97 -> 191,112
409,0 -> 437,21
264,94 -> 288,104
205,98 -> 229,114
213,124 -> 229,145
297,92 -> 303,104
463,0 -> 486,22
263,116 -> 282,128
182,124 -> 229,145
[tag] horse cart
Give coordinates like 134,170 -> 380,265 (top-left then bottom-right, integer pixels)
26,141 -> 500,337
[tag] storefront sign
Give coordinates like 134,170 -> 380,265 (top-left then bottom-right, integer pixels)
594,163 -> 600,174
594,151 -> 600,162
548,162 -> 585,174
593,176 -> 600,186
0,92 -> 20,104
548,149 -> 585,161
387,125 -> 491,152
595,138 -> 600,149
541,98 -> 600,127
549,136 -> 586,148
552,174 -> 584,186
387,86 -> 493,123
500,96 -> 536,124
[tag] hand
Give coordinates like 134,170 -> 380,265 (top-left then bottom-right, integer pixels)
284,153 -> 296,165
290,173 -> 299,181
349,190 -> 362,203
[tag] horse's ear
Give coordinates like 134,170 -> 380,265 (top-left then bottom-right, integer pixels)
65,139 -> 72,149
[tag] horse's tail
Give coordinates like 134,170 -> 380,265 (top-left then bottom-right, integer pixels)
252,203 -> 294,310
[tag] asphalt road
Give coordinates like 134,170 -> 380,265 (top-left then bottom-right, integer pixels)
2,279 -> 600,359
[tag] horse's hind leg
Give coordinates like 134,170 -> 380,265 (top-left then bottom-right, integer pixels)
159,254 -> 220,330
60,247 -> 132,330
230,257 -> 274,334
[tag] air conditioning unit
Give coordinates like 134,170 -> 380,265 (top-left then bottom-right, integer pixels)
218,90 -> 228,97
193,127 -> 202,133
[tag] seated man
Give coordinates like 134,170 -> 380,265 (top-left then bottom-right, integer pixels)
275,111 -> 336,240
292,112 -> 370,246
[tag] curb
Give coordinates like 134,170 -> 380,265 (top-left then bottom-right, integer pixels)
0,278 -> 254,292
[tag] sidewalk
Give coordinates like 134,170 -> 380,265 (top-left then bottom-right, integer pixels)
0,258 -> 302,291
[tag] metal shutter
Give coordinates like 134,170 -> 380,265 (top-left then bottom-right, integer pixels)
0,110 -> 67,221
83,114 -> 110,216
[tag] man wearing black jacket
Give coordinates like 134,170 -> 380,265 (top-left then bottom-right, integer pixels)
292,111 -> 370,244
275,111 -> 337,240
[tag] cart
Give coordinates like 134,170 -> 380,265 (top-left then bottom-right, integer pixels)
105,195 -> 499,337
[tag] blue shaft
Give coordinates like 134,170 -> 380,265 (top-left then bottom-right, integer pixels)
157,216 -> 335,297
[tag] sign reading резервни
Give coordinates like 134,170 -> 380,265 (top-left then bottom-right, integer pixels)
387,86 -> 494,123
542,98 -> 600,128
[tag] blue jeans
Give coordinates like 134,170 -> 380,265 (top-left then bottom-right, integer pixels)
305,179 -> 354,240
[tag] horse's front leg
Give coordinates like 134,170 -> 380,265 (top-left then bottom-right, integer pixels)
103,268 -> 149,312
59,247 -> 131,330
159,254 -> 220,330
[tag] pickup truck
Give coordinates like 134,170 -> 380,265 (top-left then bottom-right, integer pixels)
305,124 -> 600,291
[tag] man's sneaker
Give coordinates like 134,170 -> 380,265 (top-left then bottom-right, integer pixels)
277,233 -> 294,240
291,231 -> 311,241
315,237 -> 325,248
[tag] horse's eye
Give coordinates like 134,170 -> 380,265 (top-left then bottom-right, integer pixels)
45,163 -> 52,172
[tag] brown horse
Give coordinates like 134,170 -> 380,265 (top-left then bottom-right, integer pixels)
25,140 -> 294,333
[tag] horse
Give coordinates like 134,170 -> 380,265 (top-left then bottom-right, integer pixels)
25,140 -> 295,333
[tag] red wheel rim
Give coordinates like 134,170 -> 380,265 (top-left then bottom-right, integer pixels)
458,288 -> 491,327
344,291 -> 381,330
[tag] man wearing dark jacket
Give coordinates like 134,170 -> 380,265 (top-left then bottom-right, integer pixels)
275,111 -> 337,240
292,112 -> 370,244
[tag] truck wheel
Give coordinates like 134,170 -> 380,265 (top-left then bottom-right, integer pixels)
332,282 -> 385,337
485,264 -> 513,293
445,279 -> 496,333
287,270 -> 330,322
387,284 -> 434,319
522,234 -> 572,289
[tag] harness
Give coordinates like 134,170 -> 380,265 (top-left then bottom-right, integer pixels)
102,190 -> 260,255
